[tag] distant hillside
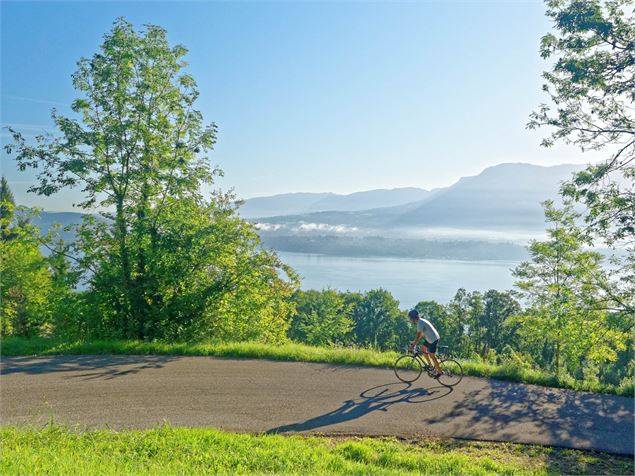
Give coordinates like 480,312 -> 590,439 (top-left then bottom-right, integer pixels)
32,211 -> 86,230
255,163 -> 586,231
239,193 -> 333,218
30,163 -> 587,261
261,235 -> 529,261
30,211 -> 88,242
240,187 -> 429,218
394,163 -> 584,229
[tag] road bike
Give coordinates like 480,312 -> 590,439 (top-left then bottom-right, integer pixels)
394,345 -> 463,387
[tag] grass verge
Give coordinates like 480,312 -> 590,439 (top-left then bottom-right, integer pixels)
2,336 -> 633,396
1,425 -> 632,476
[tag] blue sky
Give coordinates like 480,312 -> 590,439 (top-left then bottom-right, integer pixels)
1,1 -> 598,211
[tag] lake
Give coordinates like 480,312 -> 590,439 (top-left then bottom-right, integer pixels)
278,252 -> 520,307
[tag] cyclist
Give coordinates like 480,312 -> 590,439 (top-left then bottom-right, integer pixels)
407,309 -> 443,377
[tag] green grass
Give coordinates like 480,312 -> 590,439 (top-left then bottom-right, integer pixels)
2,336 -> 633,396
2,425 -> 632,475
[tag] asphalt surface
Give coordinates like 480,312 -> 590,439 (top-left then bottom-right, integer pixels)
1,355 -> 633,455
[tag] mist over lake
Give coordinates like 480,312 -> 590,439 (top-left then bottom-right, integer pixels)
279,251 -> 519,307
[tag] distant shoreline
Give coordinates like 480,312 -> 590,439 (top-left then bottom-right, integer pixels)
276,250 -> 522,265
261,234 -> 530,262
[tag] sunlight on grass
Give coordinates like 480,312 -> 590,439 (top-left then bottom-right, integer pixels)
1,426 -> 632,476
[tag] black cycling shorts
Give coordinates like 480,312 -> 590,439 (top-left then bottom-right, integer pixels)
424,340 -> 438,354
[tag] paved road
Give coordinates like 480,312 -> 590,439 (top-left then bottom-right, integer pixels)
1,355 -> 633,455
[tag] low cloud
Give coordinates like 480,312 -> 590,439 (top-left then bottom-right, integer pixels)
297,222 -> 358,233
254,222 -> 358,234
254,223 -> 285,231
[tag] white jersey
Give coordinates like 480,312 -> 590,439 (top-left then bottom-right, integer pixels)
417,318 -> 440,343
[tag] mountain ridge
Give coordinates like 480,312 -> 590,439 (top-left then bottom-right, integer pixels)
253,162 -> 587,231
239,187 -> 430,218
29,162 -> 588,234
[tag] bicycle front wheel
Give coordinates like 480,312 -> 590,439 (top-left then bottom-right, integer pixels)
437,358 -> 463,387
394,355 -> 423,383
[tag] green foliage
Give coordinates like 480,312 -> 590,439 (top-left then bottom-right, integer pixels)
0,176 -> 15,240
0,188 -> 61,336
424,288 -> 521,360
481,289 -> 522,353
3,19 -> 297,342
529,0 -> 634,314
283,275 -> 631,391
0,228 -> 52,336
289,289 -> 410,350
4,426 -> 632,476
512,202 -> 630,375
531,0 -> 635,152
444,289 -> 477,357
77,196 -> 298,342
350,289 -> 408,351
45,241 -> 86,339
290,289 -> 354,345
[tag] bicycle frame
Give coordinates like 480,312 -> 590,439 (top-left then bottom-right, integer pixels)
407,347 -> 436,374
396,345 -> 463,386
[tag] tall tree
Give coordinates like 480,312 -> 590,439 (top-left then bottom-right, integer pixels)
351,289 -> 403,351
467,291 -> 485,355
4,19 -> 296,340
481,289 -> 522,354
529,0 -> 635,316
512,201 -> 629,375
445,289 -> 474,357
289,289 -> 354,346
529,0 -> 634,242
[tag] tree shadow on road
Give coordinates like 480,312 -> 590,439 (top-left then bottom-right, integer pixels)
1,355 -> 177,380
426,379 -> 635,456
267,381 -> 453,434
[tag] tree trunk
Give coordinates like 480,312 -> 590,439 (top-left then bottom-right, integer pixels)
115,198 -> 133,337
132,183 -> 152,339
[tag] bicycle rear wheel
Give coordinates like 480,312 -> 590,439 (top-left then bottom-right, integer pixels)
437,358 -> 463,387
394,354 -> 423,383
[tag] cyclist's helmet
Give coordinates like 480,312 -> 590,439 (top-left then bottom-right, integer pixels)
408,309 -> 419,320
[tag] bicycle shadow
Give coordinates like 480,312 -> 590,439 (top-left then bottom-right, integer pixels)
267,381 -> 453,434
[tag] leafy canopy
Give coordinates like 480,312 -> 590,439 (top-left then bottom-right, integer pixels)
4,19 -> 297,341
529,0 -> 635,244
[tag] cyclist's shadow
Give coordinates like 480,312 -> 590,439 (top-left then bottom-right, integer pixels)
267,381 -> 452,434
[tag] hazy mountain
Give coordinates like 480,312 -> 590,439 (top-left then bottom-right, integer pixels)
31,163 -> 588,261
239,193 -> 332,218
255,163 -> 586,231
306,188 -> 430,212
393,163 -> 585,229
33,211 -> 86,230
30,211 -> 88,242
240,187 -> 429,218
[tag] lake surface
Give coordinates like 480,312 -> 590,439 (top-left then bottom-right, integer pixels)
278,252 -> 519,307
